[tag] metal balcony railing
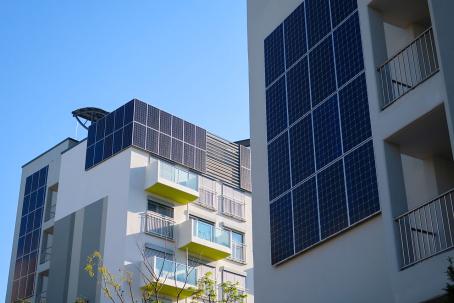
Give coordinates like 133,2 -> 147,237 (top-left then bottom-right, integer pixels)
196,188 -> 217,210
396,188 -> 454,269
229,241 -> 246,263
144,212 -> 175,240
221,196 -> 246,221
40,247 -> 52,264
45,204 -> 56,221
377,27 -> 439,109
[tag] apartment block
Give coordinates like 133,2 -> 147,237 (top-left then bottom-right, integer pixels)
6,99 -> 253,303
248,0 -> 454,302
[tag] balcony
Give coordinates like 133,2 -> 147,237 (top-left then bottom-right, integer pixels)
220,196 -> 246,221
377,27 -> 439,109
40,247 -> 52,264
37,291 -> 47,303
144,211 -> 175,240
178,219 -> 231,260
142,256 -> 197,299
145,161 -> 199,204
396,188 -> 454,269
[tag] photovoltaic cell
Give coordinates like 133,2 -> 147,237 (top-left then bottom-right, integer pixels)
339,74 -> 371,152
134,99 -> 148,125
115,106 -> 125,130
317,160 -> 348,239
159,133 -> 171,159
171,139 -> 183,164
184,121 -> 196,145
330,0 -> 357,27
270,193 -> 294,264
313,95 -> 342,169
172,116 -> 184,140
195,149 -> 206,172
267,133 -> 291,200
309,37 -> 336,106
334,13 -> 364,87
147,105 -> 160,130
146,128 -> 159,154
132,123 -> 147,149
124,100 -> 134,125
345,141 -> 379,224
290,115 -> 314,185
96,118 -> 105,141
105,112 -> 115,135
113,129 -> 123,154
264,24 -> 285,86
184,144 -> 195,168
160,111 -> 172,135
306,0 -> 331,48
195,127 -> 207,149
266,76 -> 288,141
122,123 -> 133,149
284,3 -> 306,68
293,177 -> 319,252
87,124 -> 96,146
286,56 -> 311,124
94,140 -> 104,164
103,134 -> 113,159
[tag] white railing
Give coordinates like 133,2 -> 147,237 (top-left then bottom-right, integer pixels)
396,188 -> 454,269
377,27 -> 439,108
191,219 -> 230,248
221,196 -> 246,221
40,246 -> 52,264
196,188 -> 217,210
229,242 -> 246,263
46,203 -> 56,221
153,256 -> 198,286
145,212 -> 175,240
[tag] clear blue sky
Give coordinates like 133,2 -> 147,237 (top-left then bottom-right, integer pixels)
0,1 -> 249,299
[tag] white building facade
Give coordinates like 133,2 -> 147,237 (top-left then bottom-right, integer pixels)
6,100 -> 254,303
248,0 -> 454,302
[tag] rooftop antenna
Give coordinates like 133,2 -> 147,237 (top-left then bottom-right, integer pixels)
72,107 -> 109,130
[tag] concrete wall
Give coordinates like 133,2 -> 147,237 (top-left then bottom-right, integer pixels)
248,0 -> 454,302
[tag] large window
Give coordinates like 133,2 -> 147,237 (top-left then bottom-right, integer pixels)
190,217 -> 230,247
159,161 -> 198,191
148,200 -> 174,218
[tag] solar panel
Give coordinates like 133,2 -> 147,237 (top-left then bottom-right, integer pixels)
112,129 -> 123,154
124,100 -> 134,125
309,36 -> 336,106
105,112 -> 115,136
172,116 -> 184,140
195,126 -> 207,149
286,56 -> 311,124
264,24 -> 285,86
132,123 -> 146,149
266,76 -> 288,141
313,95 -> 342,169
13,166 -> 48,301
334,13 -> 363,87
290,115 -> 314,185
171,139 -> 184,164
317,160 -> 348,239
267,133 -> 291,200
270,193 -> 294,264
95,117 -> 105,142
159,133 -> 171,158
103,134 -> 113,159
146,127 -> 159,154
339,74 -> 371,152
345,141 -> 379,224
122,123 -> 133,149
114,106 -> 125,130
330,0 -> 357,27
183,143 -> 195,168
133,99 -> 148,125
284,3 -> 306,68
306,0 -> 331,48
94,140 -> 104,164
184,121 -> 196,145
147,105 -> 160,130
195,149 -> 206,172
87,124 -> 96,147
85,145 -> 94,169
263,0 -> 377,263
293,177 -> 320,252
160,111 -> 172,135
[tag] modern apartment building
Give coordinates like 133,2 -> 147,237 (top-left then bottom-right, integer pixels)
248,0 -> 454,302
6,99 -> 253,303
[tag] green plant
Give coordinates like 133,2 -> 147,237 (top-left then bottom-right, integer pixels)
445,257 -> 454,301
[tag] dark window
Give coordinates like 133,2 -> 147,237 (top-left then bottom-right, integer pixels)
148,200 -> 174,218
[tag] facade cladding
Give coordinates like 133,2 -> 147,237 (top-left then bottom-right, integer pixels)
12,166 -> 48,301
265,0 -> 380,264
86,99 -> 252,191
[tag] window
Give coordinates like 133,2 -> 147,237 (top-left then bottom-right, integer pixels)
148,200 -> 174,218
229,231 -> 246,263
190,216 -> 230,247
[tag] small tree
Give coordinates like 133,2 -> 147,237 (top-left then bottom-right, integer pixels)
191,272 -> 247,303
444,257 -> 454,301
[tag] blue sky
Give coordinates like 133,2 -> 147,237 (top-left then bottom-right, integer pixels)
0,1 -> 248,299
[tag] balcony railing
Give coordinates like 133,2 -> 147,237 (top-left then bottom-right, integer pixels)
160,161 -> 198,191
145,212 -> 175,240
37,291 -> 47,303
221,196 -> 246,221
40,247 -> 52,264
192,219 -> 230,248
229,241 -> 246,263
45,204 -> 56,222
153,256 -> 198,286
396,188 -> 454,269
196,188 -> 217,210
377,27 -> 439,109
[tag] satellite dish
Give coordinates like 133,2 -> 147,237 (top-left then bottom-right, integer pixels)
72,107 -> 109,130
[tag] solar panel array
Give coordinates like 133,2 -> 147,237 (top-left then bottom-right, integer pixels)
85,99 -> 207,173
12,166 -> 48,301
264,0 -> 379,265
